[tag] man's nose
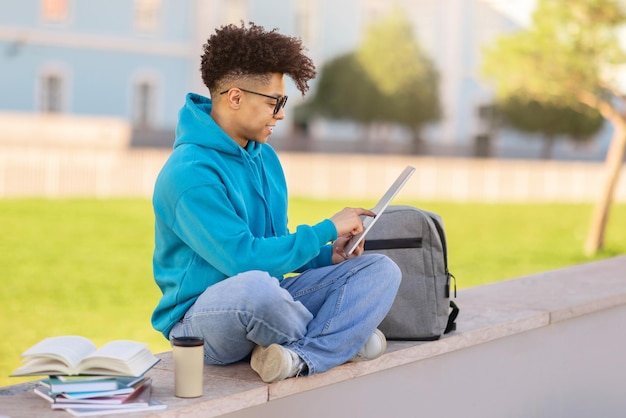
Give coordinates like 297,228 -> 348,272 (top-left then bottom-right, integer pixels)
274,107 -> 286,120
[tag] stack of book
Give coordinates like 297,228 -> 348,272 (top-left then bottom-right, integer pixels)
34,375 -> 165,416
11,335 -> 166,416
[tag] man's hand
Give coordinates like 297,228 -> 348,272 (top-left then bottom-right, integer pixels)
332,234 -> 366,264
330,207 -> 375,237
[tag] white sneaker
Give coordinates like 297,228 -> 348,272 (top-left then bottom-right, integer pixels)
350,329 -> 387,362
251,344 -> 306,383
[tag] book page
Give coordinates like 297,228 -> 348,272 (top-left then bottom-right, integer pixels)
51,381 -> 152,409
21,336 -> 97,368
79,340 -> 158,376
63,398 -> 166,417
85,340 -> 147,361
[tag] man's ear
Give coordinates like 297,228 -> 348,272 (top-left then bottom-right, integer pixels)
225,89 -> 242,110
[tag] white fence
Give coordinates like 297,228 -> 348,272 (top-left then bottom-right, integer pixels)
0,147 -> 624,202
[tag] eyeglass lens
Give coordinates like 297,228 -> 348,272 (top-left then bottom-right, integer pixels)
274,96 -> 288,114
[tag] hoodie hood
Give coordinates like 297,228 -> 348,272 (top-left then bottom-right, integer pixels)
172,92 -> 274,233
174,92 -> 263,159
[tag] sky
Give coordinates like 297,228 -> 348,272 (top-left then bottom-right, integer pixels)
483,0 -> 537,27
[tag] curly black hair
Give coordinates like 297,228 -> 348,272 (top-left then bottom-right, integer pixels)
200,22 -> 316,97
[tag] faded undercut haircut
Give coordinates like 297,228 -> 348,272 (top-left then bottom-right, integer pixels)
200,22 -> 317,97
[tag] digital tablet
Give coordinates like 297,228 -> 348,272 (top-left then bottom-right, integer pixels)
345,165 -> 415,256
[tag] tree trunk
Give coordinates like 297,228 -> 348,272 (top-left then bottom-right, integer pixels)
584,118 -> 626,255
410,126 -> 424,154
540,134 -> 555,160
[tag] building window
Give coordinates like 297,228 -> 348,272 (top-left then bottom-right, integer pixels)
39,72 -> 65,113
41,0 -> 69,22
134,0 -> 161,32
133,79 -> 157,129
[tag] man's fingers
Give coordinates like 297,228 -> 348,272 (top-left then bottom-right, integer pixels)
355,208 -> 376,218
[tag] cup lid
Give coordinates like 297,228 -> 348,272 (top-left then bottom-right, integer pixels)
171,336 -> 204,347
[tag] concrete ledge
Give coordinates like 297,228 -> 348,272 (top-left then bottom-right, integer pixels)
0,112 -> 131,150
2,255 -> 625,417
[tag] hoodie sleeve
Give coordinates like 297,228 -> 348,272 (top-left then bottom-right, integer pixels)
295,244 -> 333,272
171,183 -> 338,279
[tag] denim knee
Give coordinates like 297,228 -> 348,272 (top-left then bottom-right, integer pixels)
226,270 -> 307,315
378,254 -> 402,287
361,253 -> 402,287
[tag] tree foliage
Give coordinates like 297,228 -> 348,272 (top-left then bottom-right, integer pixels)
482,0 -> 626,254
299,8 -> 440,151
497,97 -> 604,159
303,53 -> 383,123
483,0 -> 625,107
357,8 -> 430,96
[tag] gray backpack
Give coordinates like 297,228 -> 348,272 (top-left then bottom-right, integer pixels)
364,205 -> 458,340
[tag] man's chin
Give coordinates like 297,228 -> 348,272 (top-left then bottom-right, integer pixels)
251,136 -> 270,144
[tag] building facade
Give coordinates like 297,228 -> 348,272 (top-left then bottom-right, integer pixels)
0,0 -> 612,159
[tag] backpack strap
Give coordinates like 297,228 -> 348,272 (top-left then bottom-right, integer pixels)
444,300 -> 460,334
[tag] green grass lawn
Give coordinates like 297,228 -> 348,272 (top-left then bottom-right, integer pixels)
1,198 -> 624,387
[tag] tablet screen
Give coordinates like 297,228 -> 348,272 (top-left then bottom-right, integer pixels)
345,165 -> 415,256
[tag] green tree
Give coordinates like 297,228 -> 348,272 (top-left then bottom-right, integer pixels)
497,97 -> 604,159
302,53 -> 383,123
357,8 -> 441,151
299,8 -> 440,153
482,0 -> 626,255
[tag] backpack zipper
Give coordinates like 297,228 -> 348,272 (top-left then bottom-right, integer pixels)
363,237 -> 422,251
430,215 -> 456,298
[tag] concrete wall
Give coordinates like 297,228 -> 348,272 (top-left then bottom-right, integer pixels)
0,112 -> 131,149
215,255 -> 626,418
0,148 -> 624,202
221,305 -> 626,418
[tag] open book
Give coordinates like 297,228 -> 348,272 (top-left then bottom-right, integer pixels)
10,336 -> 160,377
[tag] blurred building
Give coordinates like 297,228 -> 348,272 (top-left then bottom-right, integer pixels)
0,0 -> 611,159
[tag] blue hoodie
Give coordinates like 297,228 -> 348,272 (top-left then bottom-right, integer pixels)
151,93 -> 338,338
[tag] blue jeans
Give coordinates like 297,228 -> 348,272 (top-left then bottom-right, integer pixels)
169,253 -> 401,375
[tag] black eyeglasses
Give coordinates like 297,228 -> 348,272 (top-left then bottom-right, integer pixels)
220,88 -> 288,115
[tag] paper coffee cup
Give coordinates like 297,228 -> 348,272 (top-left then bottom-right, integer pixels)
171,336 -> 204,398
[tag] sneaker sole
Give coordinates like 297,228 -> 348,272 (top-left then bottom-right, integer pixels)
373,328 -> 387,355
251,344 -> 289,383
350,329 -> 387,362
